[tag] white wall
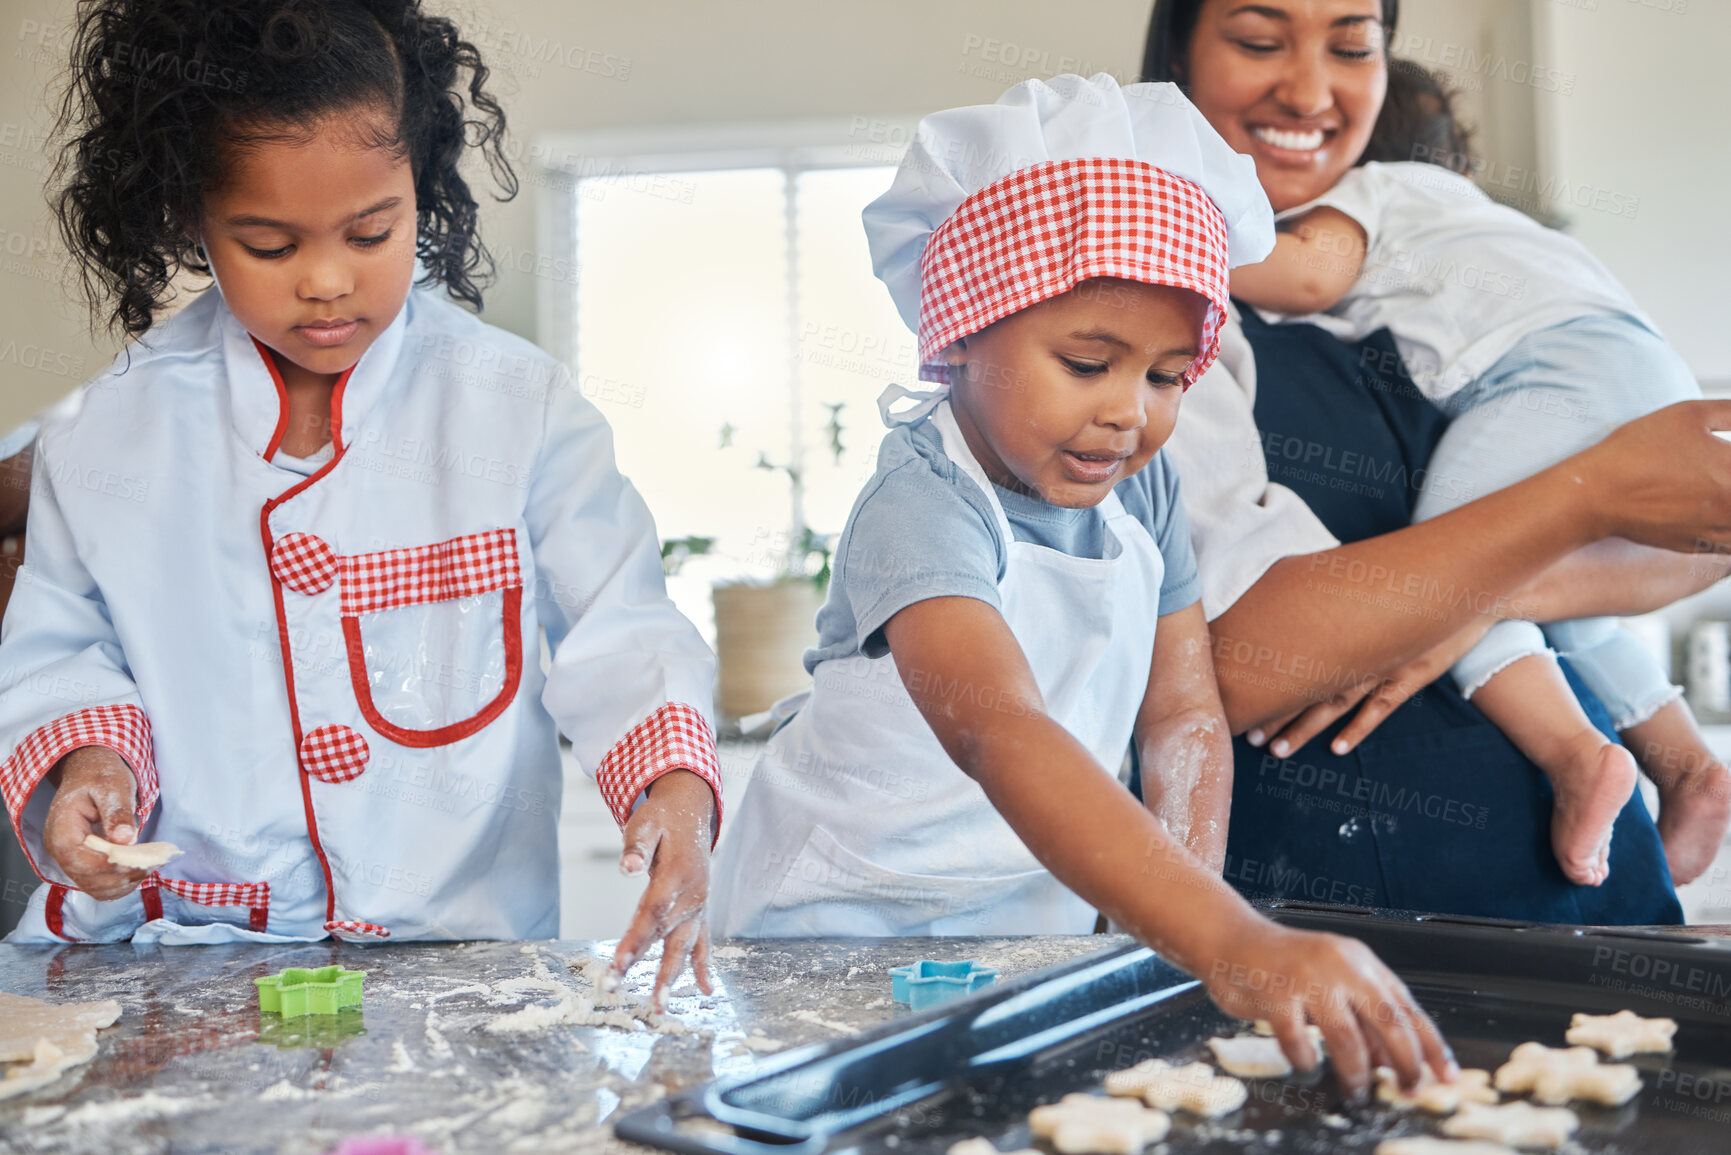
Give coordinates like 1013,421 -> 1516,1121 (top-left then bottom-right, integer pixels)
1535,0 -> 1731,387
0,0 -> 1722,428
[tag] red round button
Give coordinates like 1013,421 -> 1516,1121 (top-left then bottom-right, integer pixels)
299,724 -> 369,784
271,533 -> 337,595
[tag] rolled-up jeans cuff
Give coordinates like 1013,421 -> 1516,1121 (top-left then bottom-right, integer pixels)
1611,683 -> 1684,732
1545,620 -> 1678,731
1453,619 -> 1549,700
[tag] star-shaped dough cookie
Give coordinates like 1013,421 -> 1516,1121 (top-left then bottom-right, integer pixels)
1439,1101 -> 1580,1149
1206,1030 -> 1319,1078
1492,1041 -> 1641,1106
1028,1093 -> 1171,1155
1375,1065 -> 1499,1114
1564,1009 -> 1676,1058
947,1138 -> 1037,1155
1103,1058 -> 1248,1117
1376,1137 -> 1520,1155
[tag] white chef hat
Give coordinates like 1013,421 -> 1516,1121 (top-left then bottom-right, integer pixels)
863,73 -> 1274,388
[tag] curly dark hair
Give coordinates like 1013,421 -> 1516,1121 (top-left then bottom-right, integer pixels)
1361,59 -> 1477,175
52,0 -> 518,340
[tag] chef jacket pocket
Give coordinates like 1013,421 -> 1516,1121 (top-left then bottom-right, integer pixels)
765,824 -> 1063,936
339,528 -> 524,747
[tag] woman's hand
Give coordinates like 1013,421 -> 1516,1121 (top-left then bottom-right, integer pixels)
609,769 -> 717,1011
1572,400 -> 1731,552
1247,620 -> 1494,758
43,745 -> 148,900
1202,920 -> 1457,1098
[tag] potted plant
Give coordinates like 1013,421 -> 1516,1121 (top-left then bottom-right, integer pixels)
665,404 -> 845,728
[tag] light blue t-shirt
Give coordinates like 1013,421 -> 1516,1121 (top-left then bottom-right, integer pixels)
808,416 -> 1202,670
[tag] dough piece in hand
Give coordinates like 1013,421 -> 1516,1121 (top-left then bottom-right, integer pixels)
0,992 -> 122,1100
1207,1031 -> 1319,1079
1492,1041 -> 1641,1106
1376,1066 -> 1499,1114
1376,1138 -> 1520,1155
1103,1058 -> 1248,1117
83,833 -> 181,870
1028,1093 -> 1171,1155
1564,1009 -> 1676,1058
1439,1101 -> 1580,1150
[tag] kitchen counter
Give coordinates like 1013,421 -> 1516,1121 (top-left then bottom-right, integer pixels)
0,935 -> 1122,1154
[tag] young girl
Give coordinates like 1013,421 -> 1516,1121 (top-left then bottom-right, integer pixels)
711,74 -> 1452,1093
0,0 -> 718,998
1231,61 -> 1730,893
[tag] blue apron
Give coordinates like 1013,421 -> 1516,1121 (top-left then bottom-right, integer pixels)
1217,307 -> 1681,926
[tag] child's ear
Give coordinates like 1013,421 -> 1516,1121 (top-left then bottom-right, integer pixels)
942,338 -> 968,366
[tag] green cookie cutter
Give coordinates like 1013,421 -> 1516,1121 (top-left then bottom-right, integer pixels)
254,965 -> 366,1016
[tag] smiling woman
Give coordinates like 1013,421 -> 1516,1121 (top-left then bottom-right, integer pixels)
1142,0 -> 1731,926
1147,0 -> 1393,212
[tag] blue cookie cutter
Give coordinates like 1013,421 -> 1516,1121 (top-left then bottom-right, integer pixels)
889,960 -> 998,1010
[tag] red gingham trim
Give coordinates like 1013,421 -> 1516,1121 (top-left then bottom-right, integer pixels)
338,528 -> 521,617
1,706 -> 158,879
144,874 -> 272,932
299,724 -> 370,785
325,919 -> 391,942
917,158 -> 1231,390
271,532 -> 338,595
595,702 -> 723,844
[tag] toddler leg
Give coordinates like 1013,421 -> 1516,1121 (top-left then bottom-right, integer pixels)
1471,654 -> 1638,887
1621,699 -> 1731,885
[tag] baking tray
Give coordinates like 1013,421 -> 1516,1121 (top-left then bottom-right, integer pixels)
616,904 -> 1731,1154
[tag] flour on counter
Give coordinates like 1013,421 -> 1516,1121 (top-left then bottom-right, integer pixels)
480,955 -> 694,1037
711,945 -> 750,959
59,1091 -> 203,1127
388,1040 -> 417,1073
789,1009 -> 855,1034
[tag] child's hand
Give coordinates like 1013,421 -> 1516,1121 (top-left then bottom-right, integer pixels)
609,769 -> 717,1011
1202,920 -> 1456,1098
43,745 -> 149,901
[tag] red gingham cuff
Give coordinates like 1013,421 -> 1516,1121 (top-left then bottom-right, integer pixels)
594,702 -> 722,844
0,705 -> 158,854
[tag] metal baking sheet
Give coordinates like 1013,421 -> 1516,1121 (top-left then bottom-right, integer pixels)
615,904 -> 1731,1154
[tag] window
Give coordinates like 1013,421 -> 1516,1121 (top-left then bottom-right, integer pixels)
535,122 -> 913,639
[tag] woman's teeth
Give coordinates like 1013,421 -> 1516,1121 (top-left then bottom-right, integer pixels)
1253,126 -> 1326,152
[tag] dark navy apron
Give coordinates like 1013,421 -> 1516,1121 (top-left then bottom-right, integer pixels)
1217,306 -> 1681,925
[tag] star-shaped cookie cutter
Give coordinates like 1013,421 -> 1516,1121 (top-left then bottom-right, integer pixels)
254,964 -> 367,1016
889,960 -> 998,1010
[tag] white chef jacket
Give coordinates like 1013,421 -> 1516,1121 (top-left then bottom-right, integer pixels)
0,287 -> 721,943
1262,162 -> 1656,402
1162,307 -> 1339,621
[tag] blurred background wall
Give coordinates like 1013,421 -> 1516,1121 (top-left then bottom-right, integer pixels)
0,0 -> 1723,432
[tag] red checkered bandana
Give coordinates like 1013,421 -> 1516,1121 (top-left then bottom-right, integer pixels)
916,157 -> 1230,390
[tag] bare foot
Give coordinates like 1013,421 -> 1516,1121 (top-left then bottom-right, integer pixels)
1656,761 -> 1731,885
1624,700 -> 1731,886
1548,734 -> 1638,887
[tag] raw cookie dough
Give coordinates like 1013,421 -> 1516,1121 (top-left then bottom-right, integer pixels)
1375,1066 -> 1499,1114
1103,1058 -> 1248,1117
947,1139 -> 1038,1155
83,834 -> 181,870
1564,1010 -> 1676,1058
0,992 -> 122,1100
1376,1139 -> 1519,1155
1439,1101 -> 1580,1150
1028,1093 -> 1171,1155
1207,1032 -> 1318,1079
1493,1041 -> 1641,1106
